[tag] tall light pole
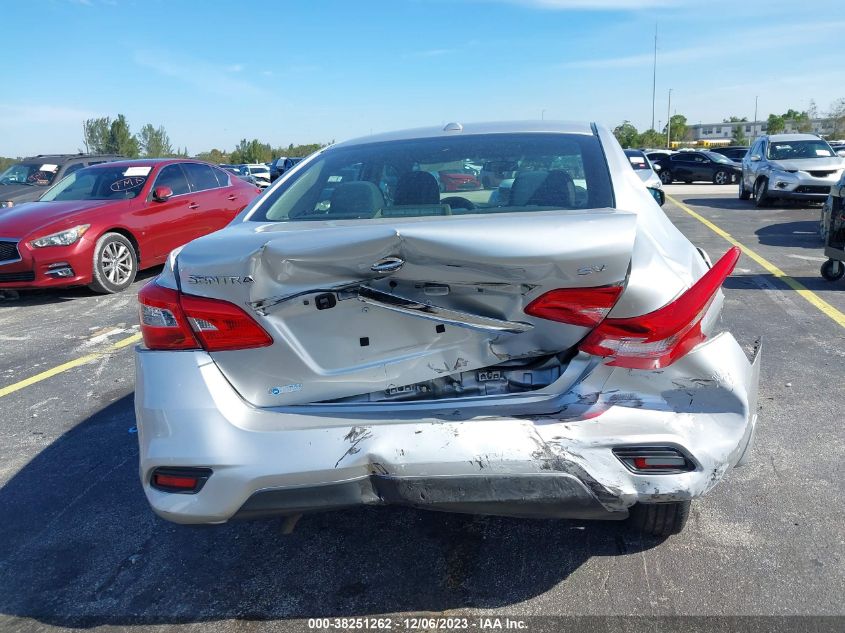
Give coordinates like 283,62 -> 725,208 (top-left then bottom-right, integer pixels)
651,23 -> 658,131
541,109 -> 546,121
753,96 -> 758,139
666,88 -> 672,148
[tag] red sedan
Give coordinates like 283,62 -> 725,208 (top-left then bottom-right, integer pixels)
0,159 -> 260,293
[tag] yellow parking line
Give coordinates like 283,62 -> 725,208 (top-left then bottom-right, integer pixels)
0,332 -> 142,399
666,194 -> 845,329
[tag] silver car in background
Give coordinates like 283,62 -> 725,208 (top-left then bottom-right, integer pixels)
135,121 -> 760,537
624,148 -> 664,205
740,133 -> 845,206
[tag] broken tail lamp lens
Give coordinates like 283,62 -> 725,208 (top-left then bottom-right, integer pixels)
138,281 -> 272,352
580,247 -> 740,369
524,285 -> 623,327
150,467 -> 212,493
613,447 -> 696,474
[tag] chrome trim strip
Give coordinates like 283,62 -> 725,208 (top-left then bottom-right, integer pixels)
357,285 -> 532,334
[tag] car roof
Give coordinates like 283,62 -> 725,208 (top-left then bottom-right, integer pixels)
765,133 -> 822,142
334,121 -> 596,148
82,158 -> 210,169
20,153 -> 122,163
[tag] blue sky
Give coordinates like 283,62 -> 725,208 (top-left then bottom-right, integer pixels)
2,0 -> 843,156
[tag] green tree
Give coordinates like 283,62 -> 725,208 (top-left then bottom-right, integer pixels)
105,114 -> 139,157
196,149 -> 229,164
83,117 -> 111,154
230,138 -> 272,164
732,126 -> 748,145
663,114 -> 688,145
138,124 -> 173,158
829,98 -> 845,138
723,116 -> 748,123
637,128 -> 665,148
767,114 -> 785,134
612,121 -> 639,148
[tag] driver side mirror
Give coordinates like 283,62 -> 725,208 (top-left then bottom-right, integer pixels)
653,163 -> 662,172
152,186 -> 173,202
750,154 -> 761,162
648,186 -> 665,206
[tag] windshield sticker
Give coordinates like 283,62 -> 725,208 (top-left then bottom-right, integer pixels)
124,166 -> 152,177
816,149 -> 832,156
328,175 -> 343,182
110,176 -> 147,192
629,156 -> 645,164
39,164 -> 59,172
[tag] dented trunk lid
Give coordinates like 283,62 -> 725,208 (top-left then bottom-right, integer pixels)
175,210 -> 638,406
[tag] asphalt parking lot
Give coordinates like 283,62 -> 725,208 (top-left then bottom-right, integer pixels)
0,184 -> 843,631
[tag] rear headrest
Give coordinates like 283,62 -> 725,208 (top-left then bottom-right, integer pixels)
328,181 -> 384,218
509,170 -> 548,206
527,170 -> 575,208
393,171 -> 440,205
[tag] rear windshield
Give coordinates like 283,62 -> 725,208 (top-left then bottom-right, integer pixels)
40,165 -> 152,201
251,133 -> 614,222
624,150 -> 651,170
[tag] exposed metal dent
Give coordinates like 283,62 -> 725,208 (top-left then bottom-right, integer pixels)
357,285 -> 533,334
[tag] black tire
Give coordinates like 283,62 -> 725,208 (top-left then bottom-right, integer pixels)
659,170 -> 673,185
820,259 -> 845,282
754,178 -> 771,208
627,501 -> 690,537
738,177 -> 751,200
88,232 -> 138,294
713,169 -> 730,185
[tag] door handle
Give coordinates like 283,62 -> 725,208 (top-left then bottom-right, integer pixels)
188,202 -> 200,209
370,256 -> 404,273
227,194 -> 237,201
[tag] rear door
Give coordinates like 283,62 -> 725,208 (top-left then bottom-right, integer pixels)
175,210 -> 638,406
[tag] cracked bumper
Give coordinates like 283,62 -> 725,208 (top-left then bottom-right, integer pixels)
134,333 -> 761,524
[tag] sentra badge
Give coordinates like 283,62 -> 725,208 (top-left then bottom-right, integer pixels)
187,275 -> 254,285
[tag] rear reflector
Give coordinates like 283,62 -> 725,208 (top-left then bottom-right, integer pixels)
524,285 -> 623,327
580,247 -> 740,369
150,467 -> 212,493
138,281 -> 272,352
613,447 -> 695,474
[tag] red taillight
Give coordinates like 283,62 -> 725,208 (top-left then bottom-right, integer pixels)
138,282 -> 199,350
180,293 -> 273,351
580,247 -> 740,370
525,286 -> 623,327
138,281 -> 272,352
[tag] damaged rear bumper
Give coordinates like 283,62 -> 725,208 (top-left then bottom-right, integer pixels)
134,332 -> 761,525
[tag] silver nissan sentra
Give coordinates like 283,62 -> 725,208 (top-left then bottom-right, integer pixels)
134,121 -> 760,537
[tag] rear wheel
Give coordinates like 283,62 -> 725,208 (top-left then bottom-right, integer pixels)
659,170 -> 673,185
821,259 -> 845,282
754,178 -> 771,208
88,232 -> 137,294
738,177 -> 751,200
713,169 -> 729,185
627,501 -> 690,537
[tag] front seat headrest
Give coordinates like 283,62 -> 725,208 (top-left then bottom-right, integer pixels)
393,171 -> 441,205
328,181 -> 384,218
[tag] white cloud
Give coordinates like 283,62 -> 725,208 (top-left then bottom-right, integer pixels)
133,50 -> 264,97
0,104 -> 99,126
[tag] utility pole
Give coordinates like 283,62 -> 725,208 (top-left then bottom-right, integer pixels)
666,88 -> 672,148
753,95 -> 758,139
651,23 -> 657,131
541,109 -> 546,121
